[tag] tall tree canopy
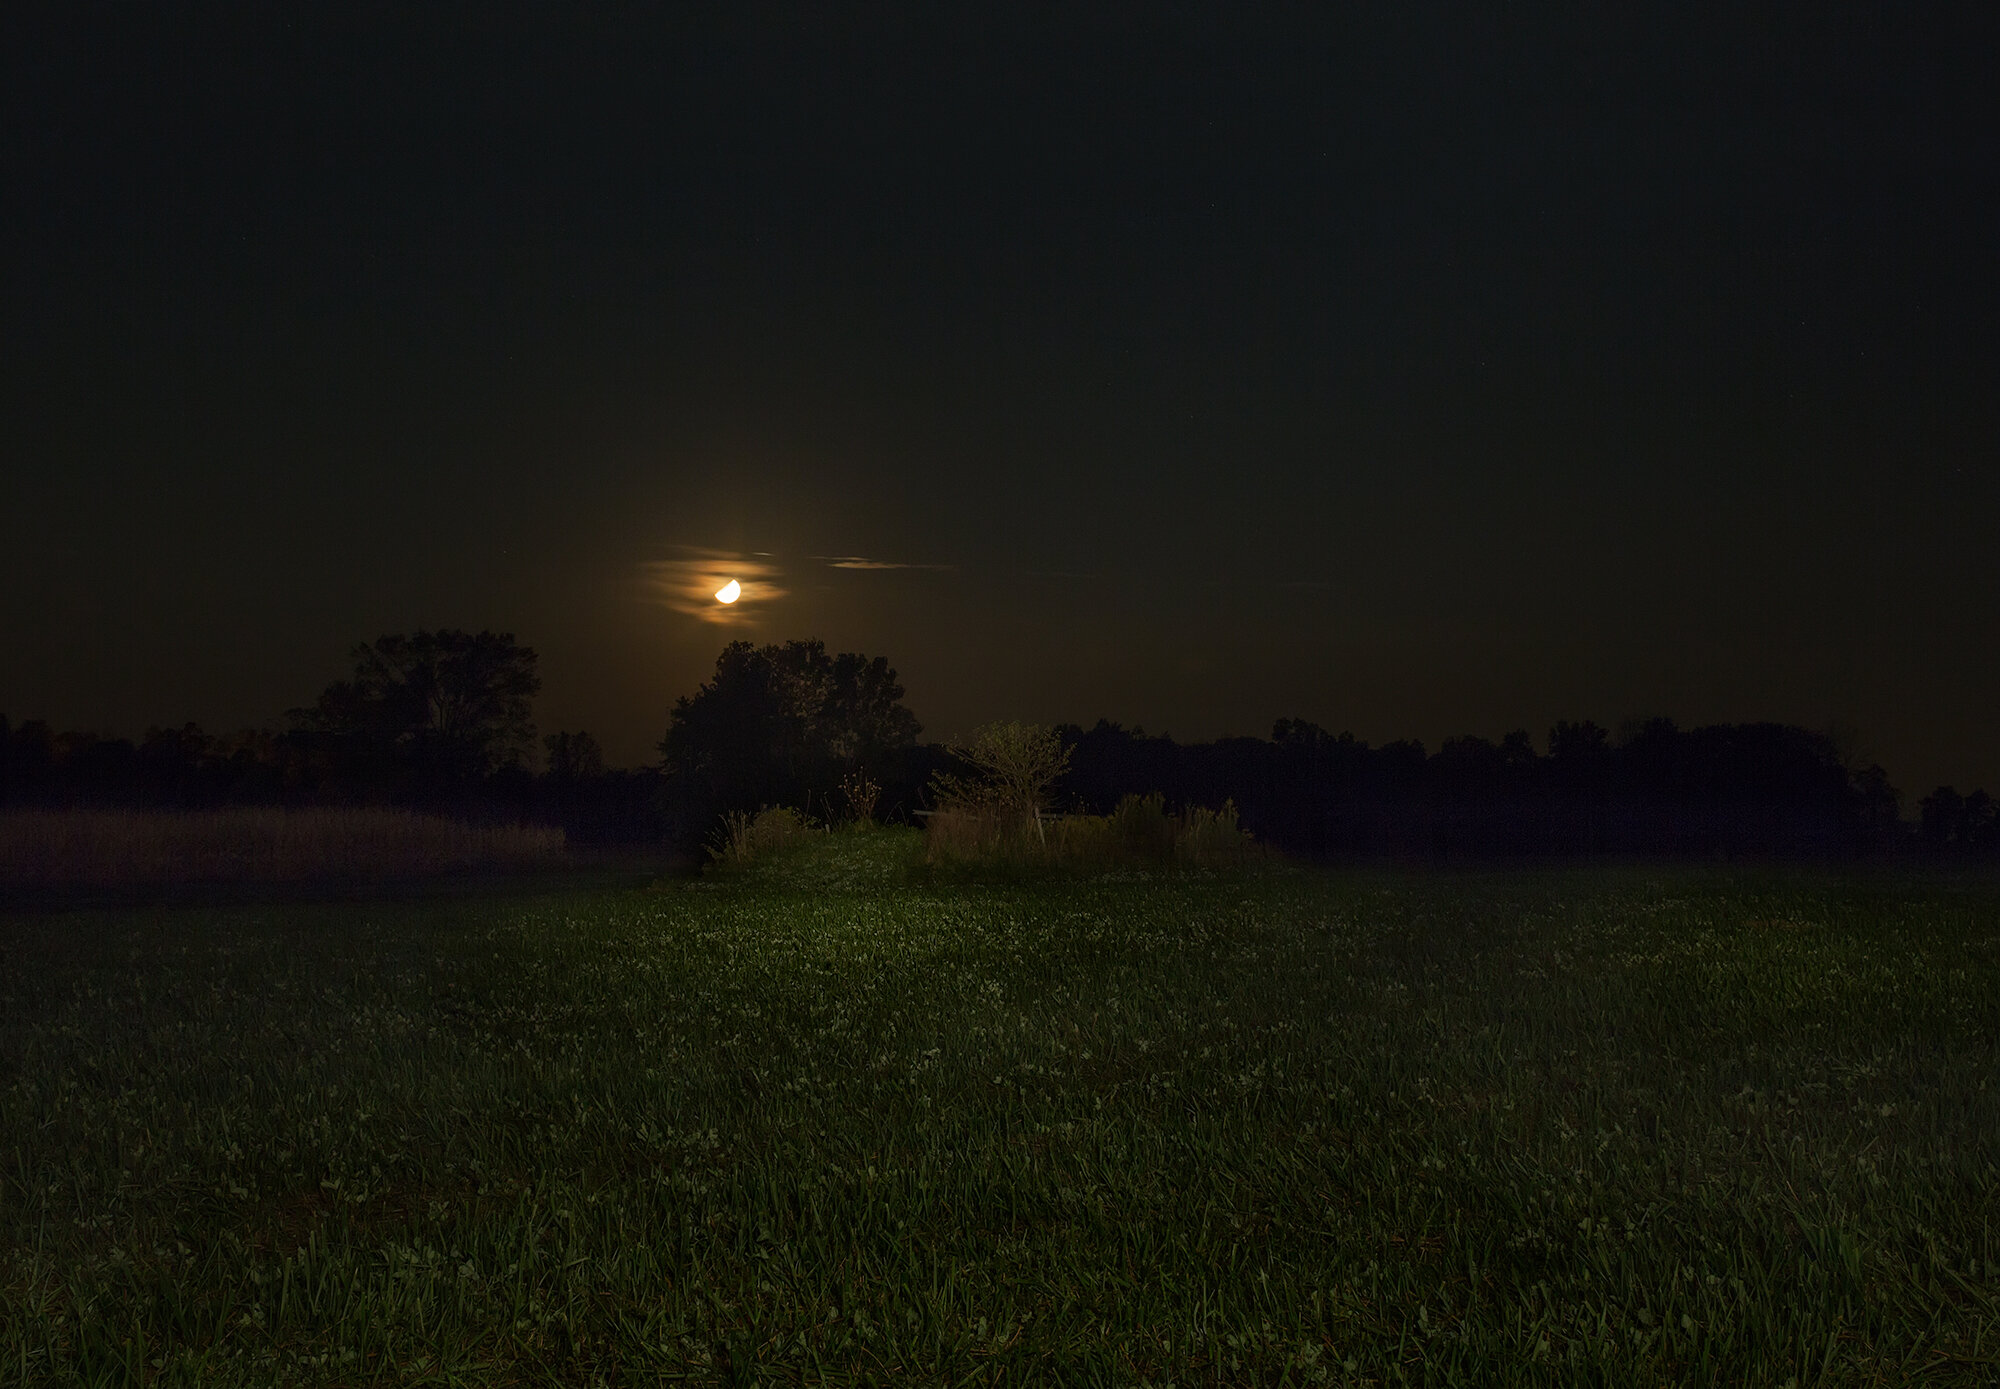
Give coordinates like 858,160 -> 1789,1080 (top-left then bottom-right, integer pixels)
292,630 -> 540,783
660,640 -> 921,817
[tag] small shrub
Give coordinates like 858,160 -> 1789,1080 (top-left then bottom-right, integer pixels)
839,770 -> 883,827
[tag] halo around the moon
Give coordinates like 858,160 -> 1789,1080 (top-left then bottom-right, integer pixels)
641,550 -> 785,624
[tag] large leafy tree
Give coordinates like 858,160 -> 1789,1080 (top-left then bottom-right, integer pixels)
660,639 -> 920,816
293,630 -> 541,783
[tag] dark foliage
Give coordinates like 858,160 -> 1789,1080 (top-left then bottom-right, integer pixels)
289,630 -> 541,788
659,640 -> 927,834
4,631 -> 1987,859
0,712 -> 669,846
0,717 -> 290,809
1919,786 -> 2000,855
0,631 -> 670,844
1056,717 -> 1915,860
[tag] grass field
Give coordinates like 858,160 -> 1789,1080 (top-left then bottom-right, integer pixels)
2,828 -> 1997,1385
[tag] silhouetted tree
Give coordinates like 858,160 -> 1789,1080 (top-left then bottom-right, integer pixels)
15,720 -> 57,796
292,630 -> 541,786
1963,790 -> 1997,854
1435,735 -> 1505,787
1548,720 -> 1610,763
2,670 -> 1939,861
660,640 -> 921,827
1272,719 -> 1341,751
823,651 -> 926,764
543,730 -> 606,782
1846,762 -> 1902,850
1921,786 -> 1966,850
135,723 -> 213,804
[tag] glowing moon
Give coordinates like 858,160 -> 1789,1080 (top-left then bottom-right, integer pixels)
714,579 -> 742,604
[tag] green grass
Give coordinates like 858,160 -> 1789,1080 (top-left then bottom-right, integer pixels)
2,828 -> 1997,1385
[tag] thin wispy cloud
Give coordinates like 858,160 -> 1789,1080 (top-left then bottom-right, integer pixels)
817,555 -> 955,571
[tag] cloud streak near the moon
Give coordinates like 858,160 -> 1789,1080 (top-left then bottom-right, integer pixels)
817,556 -> 955,571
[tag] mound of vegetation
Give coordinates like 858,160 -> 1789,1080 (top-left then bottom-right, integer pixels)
924,723 -> 1263,871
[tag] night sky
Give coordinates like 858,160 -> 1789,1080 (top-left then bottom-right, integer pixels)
5,7 -> 1995,795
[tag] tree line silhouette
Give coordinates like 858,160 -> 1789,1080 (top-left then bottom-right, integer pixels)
0,632 -> 662,844
2,631 -> 1992,860
1056,718 -> 1906,859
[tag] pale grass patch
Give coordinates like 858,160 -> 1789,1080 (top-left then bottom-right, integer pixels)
0,807 -> 566,886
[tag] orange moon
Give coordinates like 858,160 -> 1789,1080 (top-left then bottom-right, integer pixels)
714,579 -> 742,604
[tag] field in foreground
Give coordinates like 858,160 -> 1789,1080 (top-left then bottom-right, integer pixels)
2,831 -> 1997,1386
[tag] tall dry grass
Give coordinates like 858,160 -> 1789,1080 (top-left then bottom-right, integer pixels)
0,807 -> 567,888
924,794 -> 1262,870
707,806 -> 819,867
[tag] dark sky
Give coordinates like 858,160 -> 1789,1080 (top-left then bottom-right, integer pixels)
5,5 -> 1996,795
